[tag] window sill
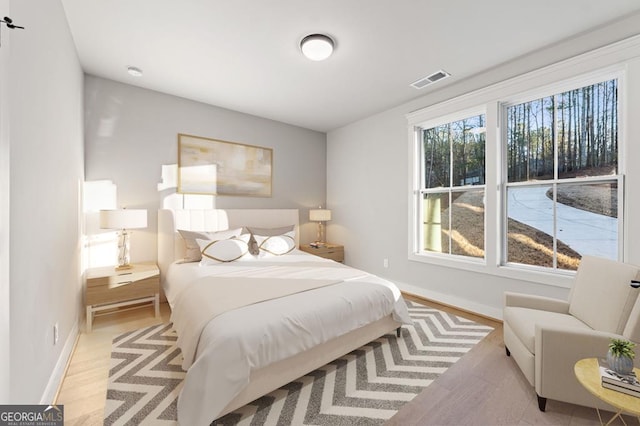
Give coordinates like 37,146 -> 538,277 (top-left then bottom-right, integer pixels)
408,252 -> 574,289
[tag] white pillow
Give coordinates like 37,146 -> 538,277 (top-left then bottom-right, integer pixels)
197,237 -> 249,264
178,228 -> 242,262
254,231 -> 296,256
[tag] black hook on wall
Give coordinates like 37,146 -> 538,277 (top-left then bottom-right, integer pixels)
1,16 -> 23,29
0,16 -> 25,47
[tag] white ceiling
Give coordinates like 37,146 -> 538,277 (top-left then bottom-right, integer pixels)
60,1 -> 640,132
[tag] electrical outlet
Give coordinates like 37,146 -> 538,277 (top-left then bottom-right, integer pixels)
383,258 -> 389,268
53,323 -> 59,345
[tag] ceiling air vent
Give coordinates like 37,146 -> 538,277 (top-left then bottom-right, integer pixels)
410,70 -> 451,89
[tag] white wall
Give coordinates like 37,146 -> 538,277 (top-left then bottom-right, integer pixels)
328,19 -> 640,319
8,0 -> 84,403
0,0 -> 11,405
83,76 -> 327,262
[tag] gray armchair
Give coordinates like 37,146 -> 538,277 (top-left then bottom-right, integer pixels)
503,256 -> 640,411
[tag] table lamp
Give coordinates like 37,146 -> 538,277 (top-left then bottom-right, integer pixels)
309,208 -> 331,244
99,209 -> 147,270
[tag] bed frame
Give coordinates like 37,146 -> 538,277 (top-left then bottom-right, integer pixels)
157,208 -> 402,420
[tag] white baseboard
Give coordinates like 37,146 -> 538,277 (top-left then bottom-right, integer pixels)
41,321 -> 79,404
397,281 -> 503,321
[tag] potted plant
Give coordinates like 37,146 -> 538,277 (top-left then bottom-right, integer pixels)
607,338 -> 636,375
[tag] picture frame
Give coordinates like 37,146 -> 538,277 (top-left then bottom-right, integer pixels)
178,133 -> 272,197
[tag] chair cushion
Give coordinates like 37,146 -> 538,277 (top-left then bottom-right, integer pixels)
503,306 -> 591,354
569,256 -> 640,334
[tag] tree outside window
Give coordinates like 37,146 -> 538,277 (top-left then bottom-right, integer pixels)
504,79 -> 619,271
420,114 -> 486,259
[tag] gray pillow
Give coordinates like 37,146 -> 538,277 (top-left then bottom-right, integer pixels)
246,225 -> 294,237
248,233 -> 260,256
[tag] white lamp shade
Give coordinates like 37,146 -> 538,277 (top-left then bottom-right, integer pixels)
100,209 -> 147,230
309,209 -> 331,222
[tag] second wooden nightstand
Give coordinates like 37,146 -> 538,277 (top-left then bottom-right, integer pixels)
85,262 -> 160,332
299,243 -> 344,263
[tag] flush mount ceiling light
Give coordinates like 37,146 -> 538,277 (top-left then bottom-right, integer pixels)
127,66 -> 143,77
300,34 -> 334,61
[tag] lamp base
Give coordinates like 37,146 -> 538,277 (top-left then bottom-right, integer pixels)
117,229 -> 132,271
316,222 -> 326,244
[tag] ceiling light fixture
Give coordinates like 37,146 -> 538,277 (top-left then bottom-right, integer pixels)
300,34 -> 334,61
127,66 -> 143,77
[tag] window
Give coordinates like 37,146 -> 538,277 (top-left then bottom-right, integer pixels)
409,69 -> 624,282
417,112 -> 486,259
504,79 -> 620,271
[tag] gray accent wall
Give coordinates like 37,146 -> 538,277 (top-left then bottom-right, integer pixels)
83,76 -> 327,260
7,0 -> 84,403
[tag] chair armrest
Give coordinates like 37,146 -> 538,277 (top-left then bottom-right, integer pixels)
534,325 -> 624,402
504,291 -> 569,314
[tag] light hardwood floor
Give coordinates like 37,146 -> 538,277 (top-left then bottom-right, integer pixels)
55,303 -> 171,426
55,297 -> 631,425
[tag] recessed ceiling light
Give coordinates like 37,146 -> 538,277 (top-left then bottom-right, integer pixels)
127,66 -> 143,77
300,34 -> 334,61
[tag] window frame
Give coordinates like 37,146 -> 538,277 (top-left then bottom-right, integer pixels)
499,75 -> 625,271
413,106 -> 487,263
407,61 -> 627,289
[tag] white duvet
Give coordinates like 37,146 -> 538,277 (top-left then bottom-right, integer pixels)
167,250 -> 412,426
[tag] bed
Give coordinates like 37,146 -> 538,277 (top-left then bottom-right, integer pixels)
158,208 -> 412,425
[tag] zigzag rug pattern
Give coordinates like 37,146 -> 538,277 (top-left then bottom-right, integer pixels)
104,301 -> 493,425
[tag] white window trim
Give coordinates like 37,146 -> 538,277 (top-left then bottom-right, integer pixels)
499,74 -> 625,270
413,106 -> 487,261
407,35 -> 639,289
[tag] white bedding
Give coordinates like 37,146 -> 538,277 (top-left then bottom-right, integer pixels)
168,250 -> 412,425
165,250 -> 372,307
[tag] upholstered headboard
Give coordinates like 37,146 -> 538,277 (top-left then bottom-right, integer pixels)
157,209 -> 300,287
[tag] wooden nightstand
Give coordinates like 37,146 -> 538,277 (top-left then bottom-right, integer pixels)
85,262 -> 160,332
299,243 -> 344,263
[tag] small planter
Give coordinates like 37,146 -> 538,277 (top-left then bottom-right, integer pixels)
607,338 -> 636,375
607,350 -> 634,375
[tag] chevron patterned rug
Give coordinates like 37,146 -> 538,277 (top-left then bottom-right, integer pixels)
104,300 -> 493,425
